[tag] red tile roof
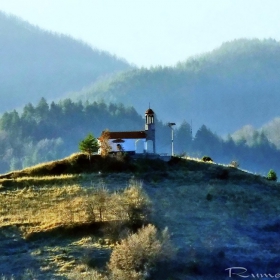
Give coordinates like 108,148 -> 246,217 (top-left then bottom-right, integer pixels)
102,131 -> 146,139
145,108 -> 154,114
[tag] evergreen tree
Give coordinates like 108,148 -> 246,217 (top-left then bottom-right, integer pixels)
35,97 -> 49,122
174,120 -> 192,155
267,169 -> 277,181
79,133 -> 99,160
193,124 -> 222,157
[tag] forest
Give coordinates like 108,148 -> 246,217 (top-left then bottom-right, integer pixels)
0,98 -> 279,176
72,38 -> 280,136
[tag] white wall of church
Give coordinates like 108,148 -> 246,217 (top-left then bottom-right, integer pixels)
146,140 -> 154,153
109,139 -> 139,152
135,139 -> 145,153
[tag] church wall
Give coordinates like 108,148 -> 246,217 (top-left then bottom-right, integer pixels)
109,139 -> 137,152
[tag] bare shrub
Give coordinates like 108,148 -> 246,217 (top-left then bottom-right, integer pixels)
122,180 -> 152,226
229,161 -> 239,168
101,220 -> 130,243
22,269 -> 38,280
68,268 -> 109,280
202,156 -> 213,162
60,198 -> 76,224
94,186 -> 110,221
108,192 -> 128,221
99,129 -> 112,157
81,181 -> 151,228
83,196 -> 96,222
108,224 -> 174,280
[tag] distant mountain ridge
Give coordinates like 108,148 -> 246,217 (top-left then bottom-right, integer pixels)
0,12 -> 131,112
72,38 -> 280,135
231,117 -> 280,150
2,12 -> 280,137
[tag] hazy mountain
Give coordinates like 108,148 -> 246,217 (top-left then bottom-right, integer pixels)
231,125 -> 258,146
72,38 -> 280,135
232,117 -> 280,150
0,12 -> 131,112
260,118 -> 280,149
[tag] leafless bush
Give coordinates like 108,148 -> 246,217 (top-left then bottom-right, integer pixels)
122,180 -> 152,226
93,186 -> 110,221
81,181 -> 151,228
108,224 -> 174,280
83,196 -> 96,222
68,268 -> 109,280
229,160 -> 239,168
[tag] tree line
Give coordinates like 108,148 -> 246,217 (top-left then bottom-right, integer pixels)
74,39 -> 280,136
0,98 -> 143,172
173,122 -> 280,175
0,98 -> 279,176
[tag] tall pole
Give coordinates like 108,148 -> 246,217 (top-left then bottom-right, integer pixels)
168,122 -> 176,156
171,127 -> 174,156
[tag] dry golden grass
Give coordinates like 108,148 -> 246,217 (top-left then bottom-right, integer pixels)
0,174 -> 79,189
0,152 -> 92,180
0,184 -> 83,230
0,179 -> 150,239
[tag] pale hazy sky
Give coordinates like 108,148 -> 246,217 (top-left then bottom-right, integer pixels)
0,0 -> 280,67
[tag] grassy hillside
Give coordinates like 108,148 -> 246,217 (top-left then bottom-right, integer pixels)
73,38 -> 280,135
0,154 -> 279,279
0,12 -> 131,112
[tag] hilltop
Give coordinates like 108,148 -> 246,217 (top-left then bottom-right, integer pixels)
0,152 -> 270,183
0,154 -> 279,279
0,12 -> 131,113
72,38 -> 280,135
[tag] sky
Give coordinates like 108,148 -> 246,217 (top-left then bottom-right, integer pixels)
1,0 -> 280,67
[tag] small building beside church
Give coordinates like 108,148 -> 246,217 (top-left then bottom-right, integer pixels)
99,108 -> 156,155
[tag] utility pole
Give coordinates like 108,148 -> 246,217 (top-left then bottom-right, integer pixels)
168,122 -> 176,156
191,119 -> 193,139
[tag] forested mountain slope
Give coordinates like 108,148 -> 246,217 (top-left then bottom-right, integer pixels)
0,99 -> 146,172
1,98 -> 280,177
73,39 -> 280,135
0,12 -> 131,112
231,117 -> 280,150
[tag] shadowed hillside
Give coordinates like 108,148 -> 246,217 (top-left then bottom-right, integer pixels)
0,155 -> 279,279
72,38 -> 280,135
0,12 -> 131,112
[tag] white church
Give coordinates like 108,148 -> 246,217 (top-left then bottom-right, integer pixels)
99,108 -> 156,155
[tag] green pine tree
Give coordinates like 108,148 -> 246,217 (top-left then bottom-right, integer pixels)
267,169 -> 277,181
79,133 -> 99,161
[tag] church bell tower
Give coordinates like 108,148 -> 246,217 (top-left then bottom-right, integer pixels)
145,108 -> 156,153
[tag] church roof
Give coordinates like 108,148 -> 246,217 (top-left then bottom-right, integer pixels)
101,131 -> 146,139
145,108 -> 154,114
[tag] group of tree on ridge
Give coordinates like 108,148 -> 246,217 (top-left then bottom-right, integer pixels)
72,38 -> 280,136
0,98 -> 279,176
